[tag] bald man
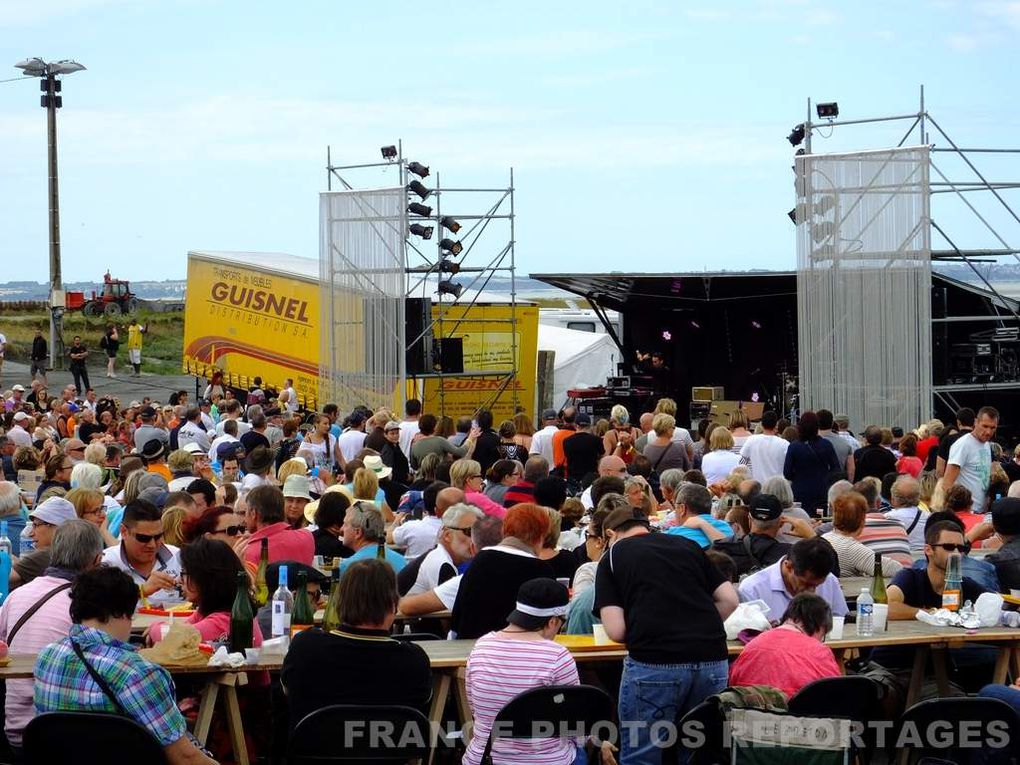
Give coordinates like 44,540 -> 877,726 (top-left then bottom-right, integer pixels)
580,456 -> 628,509
635,412 -> 656,453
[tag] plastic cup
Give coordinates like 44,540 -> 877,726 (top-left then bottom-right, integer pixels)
593,625 -> 612,645
556,577 -> 570,590
873,604 -> 889,632
827,616 -> 845,641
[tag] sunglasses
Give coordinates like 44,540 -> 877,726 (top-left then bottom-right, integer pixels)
216,524 -> 247,537
445,525 -> 474,538
131,531 -> 164,544
932,542 -> 971,554
31,519 -> 55,528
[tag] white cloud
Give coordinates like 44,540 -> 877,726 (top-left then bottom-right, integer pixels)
946,33 -> 982,51
978,0 -> 1020,28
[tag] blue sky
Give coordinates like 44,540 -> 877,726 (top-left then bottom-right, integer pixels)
3,0 -> 1020,282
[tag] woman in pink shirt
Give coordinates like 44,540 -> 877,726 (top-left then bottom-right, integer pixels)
451,458 -> 507,519
729,592 -> 841,699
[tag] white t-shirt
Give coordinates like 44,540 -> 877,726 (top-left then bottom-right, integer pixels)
433,574 -> 461,610
283,386 -> 299,413
670,427 -> 695,450
529,425 -> 560,463
398,420 -> 420,460
208,433 -> 240,461
701,449 -> 741,485
740,433 -> 791,482
392,515 -> 444,560
337,429 -> 367,463
948,432 -> 992,512
885,507 -> 927,552
177,420 -> 211,452
215,417 -> 250,437
405,543 -> 458,596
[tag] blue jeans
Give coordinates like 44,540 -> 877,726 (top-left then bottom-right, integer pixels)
978,683 -> 1020,713
617,656 -> 728,765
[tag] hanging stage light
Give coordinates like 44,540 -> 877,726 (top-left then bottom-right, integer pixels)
787,207 -> 798,225
438,258 -> 460,274
408,161 -> 429,178
409,224 -> 434,239
381,145 -> 397,160
408,202 -> 433,216
437,280 -> 464,298
787,124 -> 805,146
816,102 -> 839,119
407,180 -> 431,200
439,238 -> 463,256
440,216 -> 461,234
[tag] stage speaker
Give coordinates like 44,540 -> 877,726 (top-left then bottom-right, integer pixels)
405,298 -> 433,376
433,337 -> 464,374
692,386 -> 725,401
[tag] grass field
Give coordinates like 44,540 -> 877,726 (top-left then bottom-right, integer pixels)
0,308 -> 184,375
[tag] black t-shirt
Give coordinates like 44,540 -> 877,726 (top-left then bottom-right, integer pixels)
593,533 -> 727,663
712,534 -> 791,578
472,430 -> 501,475
562,432 -> 604,481
281,626 -> 432,731
889,567 -> 986,610
938,429 -> 968,463
451,547 -> 555,639
240,430 -> 271,454
853,444 -> 898,481
78,421 -> 106,444
547,548 -> 580,585
312,528 -> 354,560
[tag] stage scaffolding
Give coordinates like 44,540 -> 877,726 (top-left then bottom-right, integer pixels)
321,143 -> 520,417
794,87 -> 1020,429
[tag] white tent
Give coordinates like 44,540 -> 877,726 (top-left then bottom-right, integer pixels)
538,324 -> 619,409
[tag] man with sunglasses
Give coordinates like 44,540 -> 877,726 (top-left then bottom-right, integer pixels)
101,499 -> 181,606
887,520 -> 987,621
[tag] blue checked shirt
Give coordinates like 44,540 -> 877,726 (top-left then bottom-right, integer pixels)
33,624 -> 186,747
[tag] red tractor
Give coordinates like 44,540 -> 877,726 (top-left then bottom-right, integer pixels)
65,272 -> 138,317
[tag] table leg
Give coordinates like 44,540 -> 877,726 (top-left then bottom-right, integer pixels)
992,645 -> 1012,685
905,646 -> 929,707
193,681 -> 220,745
427,672 -> 451,765
223,683 -> 249,765
931,648 -> 950,698
832,648 -> 846,674
455,667 -> 472,746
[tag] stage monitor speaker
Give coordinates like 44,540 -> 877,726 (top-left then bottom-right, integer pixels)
709,400 -> 764,425
692,386 -> 725,401
405,298 -> 433,376
434,337 -> 464,374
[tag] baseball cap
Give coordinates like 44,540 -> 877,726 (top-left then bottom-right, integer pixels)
11,384 -> 25,393
129,400 -> 142,409
576,413 -> 592,426
140,405 -> 157,418
506,578 -> 569,630
991,497 -> 1020,537
384,420 -> 401,432
542,408 -> 558,420
30,497 -> 77,526
604,506 -> 650,533
181,442 -> 206,455
13,412 -> 31,423
749,494 -> 783,522
217,442 -> 241,461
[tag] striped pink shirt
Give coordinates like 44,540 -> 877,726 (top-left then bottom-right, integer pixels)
464,632 -> 580,765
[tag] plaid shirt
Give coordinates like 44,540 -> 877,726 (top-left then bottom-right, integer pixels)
34,624 -> 186,747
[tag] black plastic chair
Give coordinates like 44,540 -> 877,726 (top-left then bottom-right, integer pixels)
288,704 -> 431,764
23,711 -> 166,764
891,697 -> 1020,765
789,676 -> 883,764
478,684 -> 615,765
663,699 -> 728,765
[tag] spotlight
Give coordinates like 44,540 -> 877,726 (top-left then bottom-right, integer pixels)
438,259 -> 460,274
787,124 -> 805,146
751,320 -> 762,330
381,145 -> 397,160
408,161 -> 429,178
439,238 -> 463,256
407,180 -> 431,200
661,330 -> 672,341
440,216 -> 462,234
689,321 -> 701,330
816,102 -> 839,120
408,203 -> 433,217
409,224 -> 434,239
437,280 -> 463,299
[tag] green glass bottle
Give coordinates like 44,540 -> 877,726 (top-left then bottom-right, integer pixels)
254,538 -> 269,607
229,571 -> 254,653
322,568 -> 342,633
870,551 -> 888,605
292,570 -> 315,629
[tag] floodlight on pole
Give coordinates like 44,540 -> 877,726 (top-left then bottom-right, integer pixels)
816,102 -> 839,120
407,180 -> 431,200
13,56 -> 86,372
787,123 -> 806,146
407,161 -> 429,178
408,202 -> 432,217
437,280 -> 464,299
440,216 -> 461,234
439,238 -> 463,256
409,224 -> 434,239
380,145 -> 397,160
438,259 -> 460,274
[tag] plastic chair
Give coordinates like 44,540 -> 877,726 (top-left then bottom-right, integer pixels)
891,697 -> 1020,765
23,711 -> 166,764
478,684 -> 615,765
288,704 -> 431,764
667,699 -> 727,765
789,676 -> 883,764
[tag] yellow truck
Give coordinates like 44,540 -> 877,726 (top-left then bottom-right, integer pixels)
182,250 -> 538,418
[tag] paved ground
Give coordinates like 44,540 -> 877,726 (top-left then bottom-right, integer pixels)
0,359 -> 202,405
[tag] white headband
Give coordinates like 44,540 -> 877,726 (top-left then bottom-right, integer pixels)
514,602 -> 567,618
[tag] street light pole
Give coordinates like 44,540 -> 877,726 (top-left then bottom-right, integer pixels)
13,57 -> 86,373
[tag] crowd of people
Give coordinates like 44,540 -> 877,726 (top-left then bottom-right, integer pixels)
2,365 -> 1020,763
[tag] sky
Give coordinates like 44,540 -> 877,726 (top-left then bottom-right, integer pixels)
3,0 -> 1020,283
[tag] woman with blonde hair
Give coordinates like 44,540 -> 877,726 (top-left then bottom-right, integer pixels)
536,508 -> 580,584
728,411 -> 753,453
67,487 -> 117,546
161,505 -> 188,547
602,404 -> 639,463
449,458 -> 506,518
642,413 -> 691,473
701,427 -> 740,485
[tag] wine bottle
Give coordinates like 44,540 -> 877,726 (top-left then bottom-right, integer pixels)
254,538 -> 270,607
322,567 -> 342,632
870,551 -> 888,605
270,564 -> 294,641
291,570 -> 315,633
229,571 -> 255,653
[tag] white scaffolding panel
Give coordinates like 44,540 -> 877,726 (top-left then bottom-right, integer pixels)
796,146 -> 932,432
319,188 -> 406,412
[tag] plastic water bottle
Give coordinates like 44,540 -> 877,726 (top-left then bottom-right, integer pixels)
857,587 -> 874,636
271,564 -> 294,644
19,524 -> 35,555
1001,611 -> 1020,629
0,522 -> 11,606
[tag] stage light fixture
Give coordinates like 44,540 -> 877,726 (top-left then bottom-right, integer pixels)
751,320 -> 762,329
816,102 -> 839,119
437,280 -> 464,299
439,238 -> 463,256
661,330 -> 672,341
408,161 -> 429,178
439,259 -> 460,274
689,320 -> 701,330
381,145 -> 397,160
440,216 -> 461,234
407,180 -> 431,200
787,208 -> 798,225
787,123 -> 805,146
409,224 -> 434,239
408,202 -> 433,216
